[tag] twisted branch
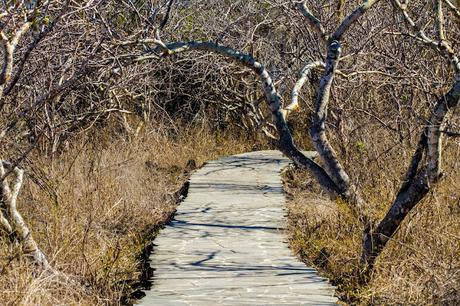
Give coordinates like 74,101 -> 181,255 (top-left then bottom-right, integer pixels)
286,61 -> 324,117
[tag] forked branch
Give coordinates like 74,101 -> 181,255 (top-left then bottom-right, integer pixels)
294,1 -> 381,211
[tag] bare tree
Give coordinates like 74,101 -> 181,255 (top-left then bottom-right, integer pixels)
127,0 -> 460,271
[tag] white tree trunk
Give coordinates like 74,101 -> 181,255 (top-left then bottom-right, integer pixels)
0,161 -> 54,271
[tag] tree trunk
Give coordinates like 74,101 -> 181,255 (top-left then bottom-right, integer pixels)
310,40 -> 365,212
0,161 -> 54,271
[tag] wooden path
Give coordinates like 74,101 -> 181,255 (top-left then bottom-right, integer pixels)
137,151 -> 337,305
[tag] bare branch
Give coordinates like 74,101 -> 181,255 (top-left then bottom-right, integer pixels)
291,1 -> 381,213
287,60 -> 324,117
393,0 -> 460,72
310,40 -> 364,208
298,1 -> 328,41
426,79 -> 460,183
362,78 -> 460,267
440,129 -> 460,137
443,0 -> 460,19
336,0 -> 345,22
437,0 -> 446,41
0,22 -> 31,100
332,0 -> 380,41
4,5 -> 67,97
159,0 -> 175,31
0,161 -> 54,271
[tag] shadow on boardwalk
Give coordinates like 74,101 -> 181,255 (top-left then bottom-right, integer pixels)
136,151 -> 337,306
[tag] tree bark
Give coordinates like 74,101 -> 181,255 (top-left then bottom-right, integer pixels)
287,60 -> 324,116
296,1 -> 381,213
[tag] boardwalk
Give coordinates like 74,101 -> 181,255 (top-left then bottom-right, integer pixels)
137,151 -> 337,305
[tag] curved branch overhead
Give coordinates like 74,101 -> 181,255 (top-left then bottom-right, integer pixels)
158,41 -> 342,196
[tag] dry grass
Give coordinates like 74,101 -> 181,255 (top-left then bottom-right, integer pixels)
2,114 -> 458,306
284,152 -> 460,305
0,122 -> 257,305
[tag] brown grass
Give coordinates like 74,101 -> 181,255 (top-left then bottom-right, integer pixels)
2,116 -> 458,305
284,152 -> 460,305
0,122 -> 257,305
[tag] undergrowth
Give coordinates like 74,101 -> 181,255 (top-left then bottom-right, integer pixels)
284,157 -> 460,305
0,122 -> 258,305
